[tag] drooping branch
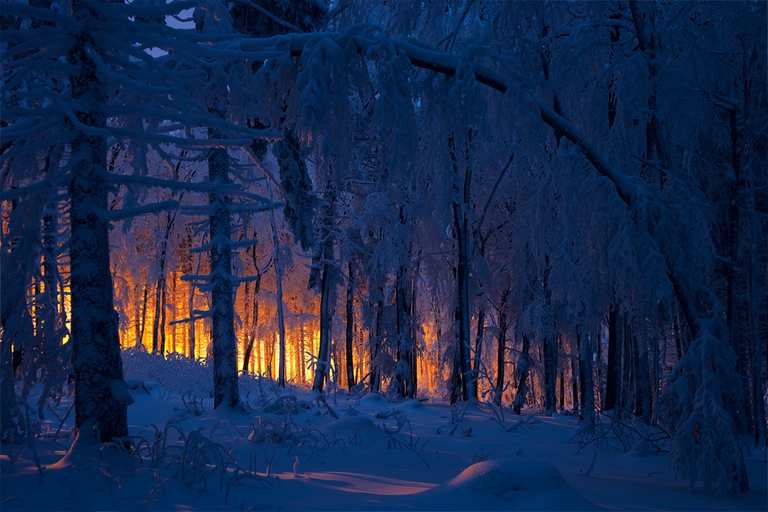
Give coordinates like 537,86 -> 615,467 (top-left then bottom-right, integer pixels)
390,37 -> 701,337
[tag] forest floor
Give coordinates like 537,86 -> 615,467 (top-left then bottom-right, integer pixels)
1,354 -> 766,511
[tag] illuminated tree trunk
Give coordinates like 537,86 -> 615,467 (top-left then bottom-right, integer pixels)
311,185 -> 336,393
151,213 -> 174,355
299,324 -> 307,383
42,196 -> 59,315
188,250 -> 202,360
409,276 -> 418,396
138,282 -> 149,348
345,260 -> 356,391
242,275 -> 260,375
494,288 -> 510,406
269,187 -> 287,387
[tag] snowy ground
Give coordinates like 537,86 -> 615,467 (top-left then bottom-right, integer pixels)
1,356 -> 766,511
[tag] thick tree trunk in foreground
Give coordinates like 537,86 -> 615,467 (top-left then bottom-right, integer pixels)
1,211 -> 27,444
67,9 -> 131,445
208,102 -> 240,410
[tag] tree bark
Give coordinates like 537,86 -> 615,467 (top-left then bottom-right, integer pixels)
579,331 -> 595,424
512,334 -> 531,415
242,274 -> 261,375
208,100 -> 240,410
449,133 -> 472,403
494,288 -> 510,406
151,213 -> 175,355
269,187 -> 287,387
345,261 -> 356,391
67,5 -> 131,444
395,265 -> 415,398
604,305 -> 622,413
1,201 -> 27,444
311,187 -> 336,392
471,307 -> 485,401
541,263 -> 557,415
370,297 -> 383,393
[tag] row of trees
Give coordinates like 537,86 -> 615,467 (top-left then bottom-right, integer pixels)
2,0 -> 765,496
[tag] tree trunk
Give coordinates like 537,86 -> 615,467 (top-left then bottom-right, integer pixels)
633,333 -> 652,421
42,199 -> 59,313
311,183 -> 336,393
512,334 -> 531,415
395,265 -> 414,398
242,275 -> 260,375
152,213 -> 175,355
604,305 -> 622,413
269,188 -> 287,387
541,263 -> 557,415
370,297 -> 383,393
571,358 -> 579,413
494,288 -> 510,405
748,154 -> 768,447
299,323 -> 307,383
208,100 -> 240,410
449,132 -> 473,403
1,200 -> 27,444
188,250 -> 202,360
345,261 -> 356,391
138,282 -> 149,349
313,260 -> 333,392
409,275 -> 418,397
67,11 -> 131,445
579,331 -> 595,424
471,307 -> 485,401
151,253 -> 166,354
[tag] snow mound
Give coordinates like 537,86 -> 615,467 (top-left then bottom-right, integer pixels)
415,460 -> 600,510
325,416 -> 381,443
359,392 -> 385,403
396,399 -> 425,410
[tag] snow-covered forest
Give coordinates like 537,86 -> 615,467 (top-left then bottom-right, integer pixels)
1,1 -> 766,509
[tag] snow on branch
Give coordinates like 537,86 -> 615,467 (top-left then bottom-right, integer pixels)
100,200 -> 180,222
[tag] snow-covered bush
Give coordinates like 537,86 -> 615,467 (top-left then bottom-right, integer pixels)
122,347 -> 212,400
